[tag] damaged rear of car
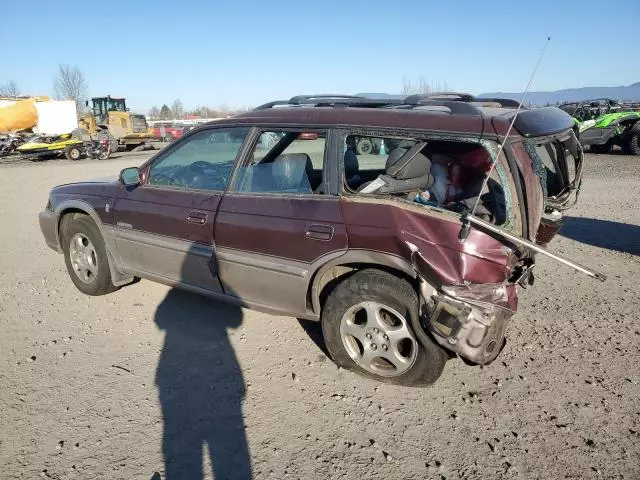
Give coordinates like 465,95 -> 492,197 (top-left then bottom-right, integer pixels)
38,92 -> 604,388
338,100 -> 602,374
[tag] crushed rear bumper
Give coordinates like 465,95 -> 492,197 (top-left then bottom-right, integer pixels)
419,279 -> 515,365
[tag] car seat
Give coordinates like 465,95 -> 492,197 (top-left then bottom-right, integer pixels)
357,143 -> 434,195
271,153 -> 313,193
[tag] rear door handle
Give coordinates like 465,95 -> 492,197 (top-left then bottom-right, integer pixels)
186,211 -> 207,225
306,224 -> 333,241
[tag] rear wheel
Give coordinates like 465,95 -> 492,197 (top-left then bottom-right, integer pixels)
321,269 -> 447,387
61,216 -> 117,296
625,124 -> 640,156
65,145 -> 82,161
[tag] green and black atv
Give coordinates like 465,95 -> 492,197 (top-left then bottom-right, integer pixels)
559,98 -> 640,155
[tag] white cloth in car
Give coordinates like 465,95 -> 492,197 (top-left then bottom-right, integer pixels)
429,163 -> 448,203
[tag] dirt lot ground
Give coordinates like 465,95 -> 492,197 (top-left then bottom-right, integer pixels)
0,153 -> 638,480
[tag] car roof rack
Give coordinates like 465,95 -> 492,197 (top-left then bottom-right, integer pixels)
253,92 -> 522,115
405,91 -> 476,102
472,97 -> 521,108
254,94 -> 404,110
399,95 -> 482,116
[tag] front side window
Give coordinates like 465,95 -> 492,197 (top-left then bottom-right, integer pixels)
148,127 -> 250,191
233,130 -> 326,194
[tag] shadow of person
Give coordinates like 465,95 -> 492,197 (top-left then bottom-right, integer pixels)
559,216 -> 640,256
154,283 -> 251,479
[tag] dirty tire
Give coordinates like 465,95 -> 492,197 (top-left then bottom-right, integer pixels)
65,145 -> 82,161
321,269 -> 447,387
625,124 -> 640,156
356,138 -> 373,155
61,216 -> 117,296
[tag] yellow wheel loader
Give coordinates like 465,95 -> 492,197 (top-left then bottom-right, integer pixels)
79,96 -> 155,151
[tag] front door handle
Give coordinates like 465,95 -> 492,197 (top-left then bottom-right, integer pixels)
186,211 -> 207,225
306,224 -> 333,241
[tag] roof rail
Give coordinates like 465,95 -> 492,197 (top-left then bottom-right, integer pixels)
253,95 -> 404,110
405,92 -> 476,102
400,97 -> 482,116
288,94 -> 364,104
472,97 -> 521,108
253,100 -> 291,110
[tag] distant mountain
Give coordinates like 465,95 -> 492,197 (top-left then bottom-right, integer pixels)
479,83 -> 640,105
359,84 -> 640,106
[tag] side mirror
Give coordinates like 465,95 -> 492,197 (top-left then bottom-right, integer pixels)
120,167 -> 141,186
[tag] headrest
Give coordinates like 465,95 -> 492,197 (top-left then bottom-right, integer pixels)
272,153 -> 312,191
385,143 -> 432,180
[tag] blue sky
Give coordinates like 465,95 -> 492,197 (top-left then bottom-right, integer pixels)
1,0 -> 639,112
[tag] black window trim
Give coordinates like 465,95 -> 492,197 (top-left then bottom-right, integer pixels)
226,125 -> 336,197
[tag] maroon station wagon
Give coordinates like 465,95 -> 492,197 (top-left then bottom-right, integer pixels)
38,93 -> 604,387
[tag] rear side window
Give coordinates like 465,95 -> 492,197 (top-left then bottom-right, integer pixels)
341,130 -> 514,229
233,130 -> 326,194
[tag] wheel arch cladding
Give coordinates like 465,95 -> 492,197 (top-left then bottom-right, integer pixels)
56,202 -> 134,287
308,251 -> 418,316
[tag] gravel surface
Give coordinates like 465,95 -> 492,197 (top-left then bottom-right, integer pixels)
0,153 -> 638,480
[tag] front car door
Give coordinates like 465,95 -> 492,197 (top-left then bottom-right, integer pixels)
214,128 -> 348,317
112,126 -> 251,292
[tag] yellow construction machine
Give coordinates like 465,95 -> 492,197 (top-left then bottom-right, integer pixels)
79,96 -> 155,150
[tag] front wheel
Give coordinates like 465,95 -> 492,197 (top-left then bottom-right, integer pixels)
321,269 -> 447,387
625,124 -> 640,156
61,216 -> 118,296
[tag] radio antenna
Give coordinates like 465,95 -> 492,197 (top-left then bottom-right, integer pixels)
469,36 -> 552,218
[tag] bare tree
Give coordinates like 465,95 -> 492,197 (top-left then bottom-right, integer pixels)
53,64 -> 88,110
402,75 -> 413,95
0,80 -> 20,96
171,99 -> 184,120
418,75 -> 430,94
149,106 -> 160,119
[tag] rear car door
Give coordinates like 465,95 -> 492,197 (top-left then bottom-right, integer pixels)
214,128 -> 348,317
113,127 -> 250,291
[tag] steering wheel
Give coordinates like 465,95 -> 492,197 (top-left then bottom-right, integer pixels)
186,160 -> 227,190
149,171 -> 182,187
